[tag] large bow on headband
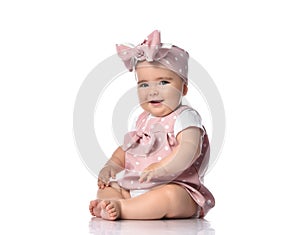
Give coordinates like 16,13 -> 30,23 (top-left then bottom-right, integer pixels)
116,30 -> 189,84
116,30 -> 172,72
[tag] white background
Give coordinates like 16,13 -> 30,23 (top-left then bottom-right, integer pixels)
1,0 -> 299,234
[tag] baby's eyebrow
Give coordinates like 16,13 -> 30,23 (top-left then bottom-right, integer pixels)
157,77 -> 173,81
137,80 -> 148,84
137,77 -> 173,84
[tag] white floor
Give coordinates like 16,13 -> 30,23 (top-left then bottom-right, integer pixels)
89,218 -> 215,235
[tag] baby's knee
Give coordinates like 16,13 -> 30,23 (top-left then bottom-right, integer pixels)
163,184 -> 185,201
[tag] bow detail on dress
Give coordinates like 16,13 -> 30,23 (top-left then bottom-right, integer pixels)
122,122 -> 178,156
116,30 -> 172,71
123,130 -> 156,155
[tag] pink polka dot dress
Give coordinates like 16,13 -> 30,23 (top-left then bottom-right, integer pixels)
118,105 -> 215,217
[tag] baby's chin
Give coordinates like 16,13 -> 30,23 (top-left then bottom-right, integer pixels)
140,101 -> 181,117
142,106 -> 174,117
150,112 -> 172,117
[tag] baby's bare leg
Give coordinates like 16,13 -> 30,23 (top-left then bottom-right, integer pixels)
97,182 -> 130,200
100,184 -> 198,220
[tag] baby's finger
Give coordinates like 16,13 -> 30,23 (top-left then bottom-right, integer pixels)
139,171 -> 153,183
145,174 -> 152,183
98,179 -> 107,189
97,181 -> 103,189
111,170 -> 116,179
139,171 -> 148,183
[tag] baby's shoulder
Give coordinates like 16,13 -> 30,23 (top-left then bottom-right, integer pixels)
174,106 -> 203,136
175,105 -> 202,120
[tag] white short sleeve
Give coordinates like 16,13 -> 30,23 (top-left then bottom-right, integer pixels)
174,108 -> 203,137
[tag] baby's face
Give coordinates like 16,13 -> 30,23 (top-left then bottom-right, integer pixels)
135,61 -> 187,117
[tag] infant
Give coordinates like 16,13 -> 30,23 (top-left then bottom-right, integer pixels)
89,30 -> 214,220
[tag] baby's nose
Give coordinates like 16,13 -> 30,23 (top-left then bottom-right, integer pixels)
148,88 -> 159,96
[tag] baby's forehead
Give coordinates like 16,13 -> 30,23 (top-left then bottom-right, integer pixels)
135,61 -> 186,82
136,61 -> 176,74
136,68 -> 178,78
135,61 -> 166,70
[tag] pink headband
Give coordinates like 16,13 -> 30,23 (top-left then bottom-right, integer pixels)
116,30 -> 189,84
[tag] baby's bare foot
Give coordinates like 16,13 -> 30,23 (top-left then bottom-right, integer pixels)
100,200 -> 121,221
89,199 -> 102,217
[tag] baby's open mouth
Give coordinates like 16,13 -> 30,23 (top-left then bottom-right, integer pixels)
149,100 -> 163,104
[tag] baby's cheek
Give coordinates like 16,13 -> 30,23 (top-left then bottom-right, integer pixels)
138,93 -> 147,104
163,91 -> 182,108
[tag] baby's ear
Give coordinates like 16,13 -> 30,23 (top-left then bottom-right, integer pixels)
183,84 -> 188,96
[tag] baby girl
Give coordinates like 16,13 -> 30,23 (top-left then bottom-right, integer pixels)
89,30 -> 214,220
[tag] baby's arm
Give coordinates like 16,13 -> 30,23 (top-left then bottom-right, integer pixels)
139,127 -> 202,183
98,146 -> 125,189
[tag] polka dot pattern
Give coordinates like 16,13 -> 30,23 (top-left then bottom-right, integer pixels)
118,105 -> 214,216
116,30 -> 189,84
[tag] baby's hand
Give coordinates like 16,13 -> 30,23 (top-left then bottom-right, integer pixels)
139,169 -> 154,183
97,165 -> 117,189
97,178 -> 108,189
139,162 -> 165,183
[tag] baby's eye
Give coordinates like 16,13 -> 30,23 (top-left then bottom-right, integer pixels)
158,80 -> 170,86
138,83 -> 149,88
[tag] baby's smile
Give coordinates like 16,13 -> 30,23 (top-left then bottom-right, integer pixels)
149,100 -> 164,106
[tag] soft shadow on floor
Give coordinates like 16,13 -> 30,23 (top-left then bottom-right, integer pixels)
89,217 -> 215,235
